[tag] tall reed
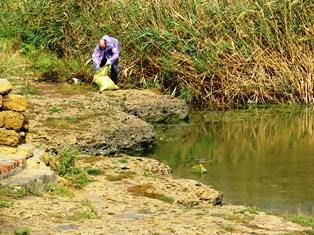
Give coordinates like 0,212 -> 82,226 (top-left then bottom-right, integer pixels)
1,0 -> 313,109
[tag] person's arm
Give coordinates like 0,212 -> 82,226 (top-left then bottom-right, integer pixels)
92,45 -> 102,71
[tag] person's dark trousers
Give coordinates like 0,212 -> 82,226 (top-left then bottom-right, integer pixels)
100,57 -> 119,85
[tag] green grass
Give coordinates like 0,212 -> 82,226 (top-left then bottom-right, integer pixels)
86,168 -> 103,176
0,199 -> 13,208
19,42 -> 91,82
0,38 -> 33,79
118,158 -> 128,164
106,171 -> 136,181
220,224 -> 235,233
262,205 -> 314,234
0,187 -> 37,199
55,147 -> 79,176
65,116 -> 78,123
46,117 -> 72,129
156,195 -> 175,204
68,200 -> 101,221
223,212 -> 254,224
46,146 -> 92,189
179,87 -> 194,104
45,183 -> 74,198
14,227 -> 31,235
225,213 -> 242,221
285,215 -> 314,228
1,0 -> 313,109
266,211 -> 314,234
66,168 -> 93,189
143,168 -> 152,177
181,187 -> 189,192
45,116 -> 85,129
48,106 -> 63,113
240,207 -> 260,215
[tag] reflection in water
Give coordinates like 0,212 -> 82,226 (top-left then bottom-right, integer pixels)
153,106 -> 314,214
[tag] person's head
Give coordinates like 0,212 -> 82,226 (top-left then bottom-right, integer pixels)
99,38 -> 107,49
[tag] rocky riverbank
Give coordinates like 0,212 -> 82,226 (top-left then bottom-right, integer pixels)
0,155 -> 310,234
0,80 -> 312,234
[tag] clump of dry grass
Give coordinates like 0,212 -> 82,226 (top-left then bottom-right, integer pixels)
1,0 -> 313,109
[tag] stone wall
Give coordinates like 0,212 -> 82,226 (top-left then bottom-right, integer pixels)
0,79 -> 56,186
0,78 -> 28,147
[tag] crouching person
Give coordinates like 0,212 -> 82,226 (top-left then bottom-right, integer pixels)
92,35 -> 120,85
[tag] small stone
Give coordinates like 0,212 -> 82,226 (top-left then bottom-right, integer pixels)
0,128 -> 20,146
1,111 -> 25,130
0,79 -> 13,95
3,94 -> 28,112
19,132 -> 26,137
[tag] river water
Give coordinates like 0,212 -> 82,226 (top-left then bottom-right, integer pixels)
153,106 -> 314,215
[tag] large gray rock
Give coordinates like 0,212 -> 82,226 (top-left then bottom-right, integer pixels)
25,88 -> 187,155
0,161 -> 56,192
27,107 -> 155,155
76,111 -> 156,155
107,90 -> 189,122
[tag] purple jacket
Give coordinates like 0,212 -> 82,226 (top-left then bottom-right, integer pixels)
92,35 -> 120,71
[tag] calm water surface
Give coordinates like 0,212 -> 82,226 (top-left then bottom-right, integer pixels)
153,106 -> 314,214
